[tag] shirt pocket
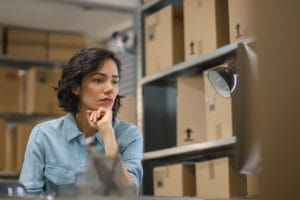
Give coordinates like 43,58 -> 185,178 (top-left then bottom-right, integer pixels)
45,164 -> 77,185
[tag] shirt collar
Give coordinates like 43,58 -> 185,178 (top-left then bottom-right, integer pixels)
64,113 -> 83,142
64,113 -> 120,142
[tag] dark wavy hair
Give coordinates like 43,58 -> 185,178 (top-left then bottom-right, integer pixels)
54,48 -> 122,118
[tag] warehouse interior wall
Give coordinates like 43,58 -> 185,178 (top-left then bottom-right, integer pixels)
255,0 -> 300,199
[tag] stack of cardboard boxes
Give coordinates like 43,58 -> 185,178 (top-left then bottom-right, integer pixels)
0,66 -> 64,116
48,32 -> 86,63
144,0 -> 255,76
0,65 -> 64,173
25,67 -> 64,115
0,120 -> 36,173
6,28 -> 48,59
0,26 -> 86,115
0,26 -> 86,174
1,27 -> 86,63
145,0 -> 258,198
153,158 -> 259,198
144,4 -> 184,76
0,25 -> 139,174
0,67 -> 22,113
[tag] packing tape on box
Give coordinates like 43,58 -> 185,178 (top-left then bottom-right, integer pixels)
197,40 -> 204,55
216,123 -> 223,139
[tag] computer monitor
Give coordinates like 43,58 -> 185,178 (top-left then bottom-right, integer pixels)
235,42 -> 261,174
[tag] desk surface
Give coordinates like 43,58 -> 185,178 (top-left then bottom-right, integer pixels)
0,195 -> 256,200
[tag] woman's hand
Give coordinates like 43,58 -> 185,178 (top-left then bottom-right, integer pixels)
86,107 -> 113,134
86,108 -> 118,156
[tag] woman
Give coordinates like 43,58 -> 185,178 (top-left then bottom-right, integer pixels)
19,48 -> 143,195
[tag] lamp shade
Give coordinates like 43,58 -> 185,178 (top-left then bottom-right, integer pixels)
207,67 -> 238,98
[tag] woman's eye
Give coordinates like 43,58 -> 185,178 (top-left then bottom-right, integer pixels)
112,80 -> 120,84
93,78 -> 103,83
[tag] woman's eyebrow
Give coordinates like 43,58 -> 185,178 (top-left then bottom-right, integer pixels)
91,72 -> 119,78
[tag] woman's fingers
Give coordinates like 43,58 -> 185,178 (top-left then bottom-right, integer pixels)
94,111 -> 98,123
96,108 -> 106,120
86,108 -> 110,126
90,111 -> 95,122
97,109 -> 101,119
87,110 -> 97,123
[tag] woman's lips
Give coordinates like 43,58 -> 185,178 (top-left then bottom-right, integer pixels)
99,98 -> 113,106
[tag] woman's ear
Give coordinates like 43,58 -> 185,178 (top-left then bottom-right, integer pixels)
71,83 -> 80,95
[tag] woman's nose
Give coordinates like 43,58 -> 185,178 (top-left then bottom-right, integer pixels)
103,81 -> 113,93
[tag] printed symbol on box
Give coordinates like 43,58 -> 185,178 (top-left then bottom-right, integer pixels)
209,104 -> 215,112
208,92 -> 216,112
37,72 -> 47,83
235,23 -> 242,39
148,24 -> 156,41
189,42 -> 195,55
155,171 -> 164,187
184,128 -> 193,141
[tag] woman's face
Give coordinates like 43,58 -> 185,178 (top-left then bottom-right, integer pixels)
73,58 -> 120,111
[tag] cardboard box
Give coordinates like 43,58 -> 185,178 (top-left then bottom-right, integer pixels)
118,96 -> 137,125
4,124 -> 17,172
196,157 -> 247,198
25,67 -> 61,114
247,174 -> 260,197
0,67 -> 22,113
228,0 -> 256,43
16,123 -> 36,171
153,163 -> 195,196
0,118 -> 6,170
177,75 -> 206,146
203,64 -> 235,141
184,0 -> 229,61
145,5 -> 184,75
7,28 -> 47,59
48,47 -> 79,63
48,32 -> 86,63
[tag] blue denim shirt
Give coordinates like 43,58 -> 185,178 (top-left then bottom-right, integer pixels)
19,113 -> 143,194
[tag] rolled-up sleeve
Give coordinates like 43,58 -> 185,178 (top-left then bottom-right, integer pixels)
19,126 -> 45,194
118,126 -> 144,193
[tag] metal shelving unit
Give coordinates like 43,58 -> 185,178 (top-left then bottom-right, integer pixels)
143,137 -> 236,161
136,0 -> 183,131
139,38 -> 254,153
0,55 -> 63,69
0,171 -> 19,180
137,0 -> 255,195
140,0 -> 181,12
140,37 -> 255,86
0,112 -> 59,123
0,55 -> 65,179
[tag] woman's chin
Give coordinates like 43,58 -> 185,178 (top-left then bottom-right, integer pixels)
93,105 -> 112,110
